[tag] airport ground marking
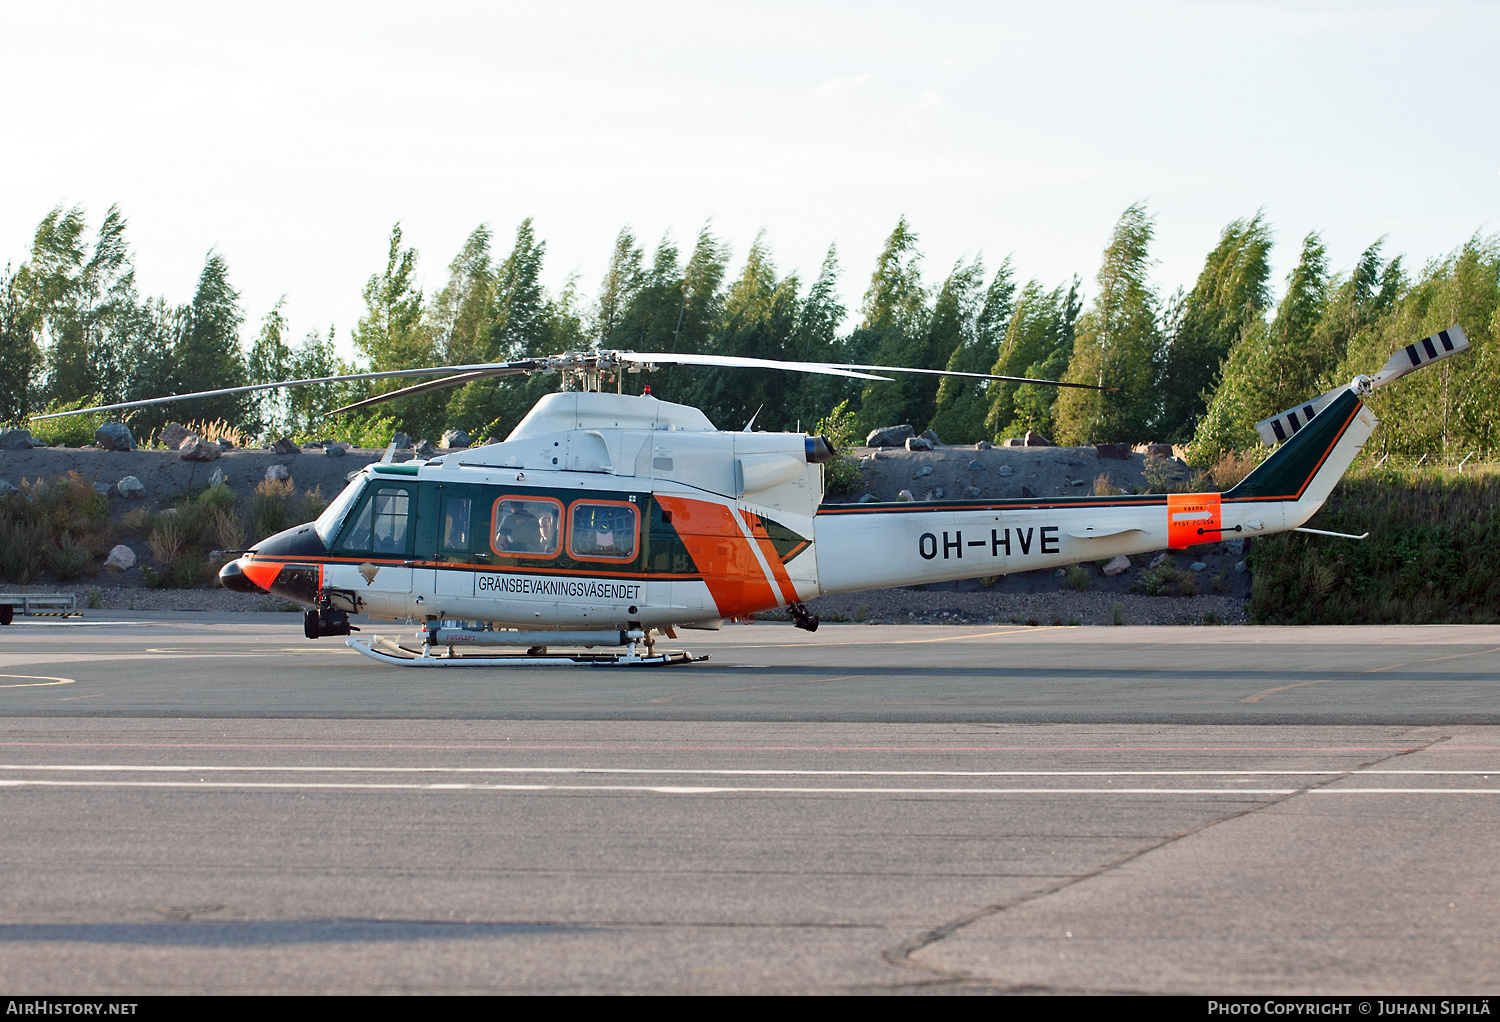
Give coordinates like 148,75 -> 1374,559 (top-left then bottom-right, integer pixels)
1240,645 -> 1500,703
0,674 -> 75,689
2,764 -> 1496,777
2,777 -> 1498,795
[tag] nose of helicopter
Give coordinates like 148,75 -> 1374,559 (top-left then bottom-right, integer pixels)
218,557 -> 262,593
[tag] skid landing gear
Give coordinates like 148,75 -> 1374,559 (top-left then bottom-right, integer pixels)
346,632 -> 708,667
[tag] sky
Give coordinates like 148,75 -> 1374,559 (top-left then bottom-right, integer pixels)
2,0 -> 1496,357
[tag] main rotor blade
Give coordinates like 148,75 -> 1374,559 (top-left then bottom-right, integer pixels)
320,367 -> 530,417
613,351 -> 1112,390
612,352 -> 891,381
27,360 -> 543,420
843,363 -> 1117,391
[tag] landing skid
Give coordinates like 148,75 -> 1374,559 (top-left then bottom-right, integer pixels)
346,634 -> 708,667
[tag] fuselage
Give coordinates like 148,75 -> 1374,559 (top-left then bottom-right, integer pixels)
223,387 -> 1377,632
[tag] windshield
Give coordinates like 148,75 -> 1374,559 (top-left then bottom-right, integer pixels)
314,475 -> 368,546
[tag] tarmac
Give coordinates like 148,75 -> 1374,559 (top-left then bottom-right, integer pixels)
2,615 -> 1498,993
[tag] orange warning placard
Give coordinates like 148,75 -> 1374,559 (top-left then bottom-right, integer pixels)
1166,492 -> 1222,550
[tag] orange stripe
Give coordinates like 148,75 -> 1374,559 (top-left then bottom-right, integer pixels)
740,510 -> 800,605
655,495 -> 779,618
239,557 -> 280,592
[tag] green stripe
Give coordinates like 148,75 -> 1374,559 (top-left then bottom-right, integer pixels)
1225,389 -> 1361,501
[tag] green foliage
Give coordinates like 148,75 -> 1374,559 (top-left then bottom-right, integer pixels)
815,400 -> 863,494
930,260 -> 1016,444
987,278 -> 1081,440
250,478 -> 295,541
291,414 -> 401,449
0,519 -> 48,583
1250,464 -> 1500,623
26,396 -> 112,447
1053,203 -> 1164,445
0,263 -> 42,422
1060,564 -> 1090,591
1157,214 -> 1273,442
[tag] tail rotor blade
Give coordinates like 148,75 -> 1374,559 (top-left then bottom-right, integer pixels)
1255,388 -> 1343,447
1371,325 -> 1470,388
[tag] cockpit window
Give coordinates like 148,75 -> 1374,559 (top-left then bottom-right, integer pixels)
336,486 -> 413,556
314,477 -> 366,546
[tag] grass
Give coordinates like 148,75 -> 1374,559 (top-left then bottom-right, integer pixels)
1249,463 -> 1500,624
1060,564 -> 1090,591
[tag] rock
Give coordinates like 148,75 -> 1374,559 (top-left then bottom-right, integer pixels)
1024,430 -> 1053,447
933,487 -> 944,499
996,465 -> 1014,477
1020,485 -> 1036,498
975,440 -> 994,451
94,422 -> 135,451
324,442 -> 348,458
265,464 -> 291,482
967,461 -> 985,472
913,466 -> 933,478
1149,552 -> 1169,569
1003,438 -> 1026,447
117,476 -> 145,498
1224,537 -> 1244,555
1138,442 -> 1175,458
217,438 -> 234,449
159,423 -> 191,449
866,425 -> 915,448
415,440 -> 440,459
272,437 -> 301,455
962,486 -> 982,498
1069,478 -> 1086,486
859,457 -> 876,470
1102,555 -> 1131,576
905,436 -> 933,452
919,428 -> 941,446
1190,561 -> 1207,572
207,468 -> 226,488
1055,568 -> 1067,577
922,490 -> 935,501
105,545 -> 136,571
0,478 -> 16,494
391,432 -> 414,449
896,489 -> 914,502
441,429 -> 471,449
93,482 -> 112,496
1234,560 -> 1247,574
1095,442 -> 1131,460
858,493 -> 879,503
0,427 -> 37,450
178,435 -> 221,461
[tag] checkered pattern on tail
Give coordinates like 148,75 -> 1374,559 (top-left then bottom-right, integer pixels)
1254,325 -> 1468,447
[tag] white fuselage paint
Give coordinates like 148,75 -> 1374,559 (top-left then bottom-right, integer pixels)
250,390 -> 1375,631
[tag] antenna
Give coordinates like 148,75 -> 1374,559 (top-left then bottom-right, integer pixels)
743,404 -> 763,431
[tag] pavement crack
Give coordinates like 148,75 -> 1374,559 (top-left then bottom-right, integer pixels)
880,733 -> 1451,981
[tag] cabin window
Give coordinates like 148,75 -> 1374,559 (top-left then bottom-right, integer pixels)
490,497 -> 563,558
441,497 -> 472,553
337,486 -> 412,556
568,501 -> 639,562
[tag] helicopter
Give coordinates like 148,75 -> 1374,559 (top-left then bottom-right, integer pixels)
31,328 -> 1470,665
